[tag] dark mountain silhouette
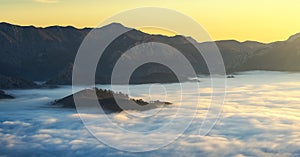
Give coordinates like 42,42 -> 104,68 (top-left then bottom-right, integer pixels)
239,34 -> 300,71
0,73 -> 38,89
45,63 -> 73,85
213,40 -> 269,73
0,22 -> 89,81
0,22 -> 300,86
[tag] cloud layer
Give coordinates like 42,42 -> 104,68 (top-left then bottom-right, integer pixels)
1,71 -> 300,157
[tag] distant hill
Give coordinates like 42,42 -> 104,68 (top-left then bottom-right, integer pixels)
0,22 -> 300,86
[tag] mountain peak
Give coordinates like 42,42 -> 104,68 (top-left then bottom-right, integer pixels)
0,22 -> 12,26
100,22 -> 127,29
93,22 -> 131,33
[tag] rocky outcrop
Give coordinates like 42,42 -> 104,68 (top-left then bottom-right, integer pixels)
53,88 -> 171,113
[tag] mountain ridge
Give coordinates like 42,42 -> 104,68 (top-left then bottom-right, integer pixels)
0,22 -> 300,87
3,21 -> 298,44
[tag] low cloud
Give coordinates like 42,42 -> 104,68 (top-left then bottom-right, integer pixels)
1,71 -> 300,156
3,121 -> 30,127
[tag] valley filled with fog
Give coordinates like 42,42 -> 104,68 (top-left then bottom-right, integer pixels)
1,71 -> 300,157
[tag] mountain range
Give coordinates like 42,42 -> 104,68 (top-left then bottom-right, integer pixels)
0,22 -> 300,88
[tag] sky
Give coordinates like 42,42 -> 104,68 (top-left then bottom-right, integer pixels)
0,0 -> 300,43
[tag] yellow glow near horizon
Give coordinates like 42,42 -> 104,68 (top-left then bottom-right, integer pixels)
0,0 -> 300,43
139,27 -> 177,37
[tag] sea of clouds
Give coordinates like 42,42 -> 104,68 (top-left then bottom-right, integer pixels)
1,71 -> 300,157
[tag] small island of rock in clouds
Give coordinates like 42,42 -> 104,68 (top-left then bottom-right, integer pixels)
53,87 -> 171,113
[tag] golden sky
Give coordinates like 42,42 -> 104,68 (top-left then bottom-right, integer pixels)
1,0 -> 299,43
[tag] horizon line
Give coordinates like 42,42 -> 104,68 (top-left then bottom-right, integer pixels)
0,21 -> 298,44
